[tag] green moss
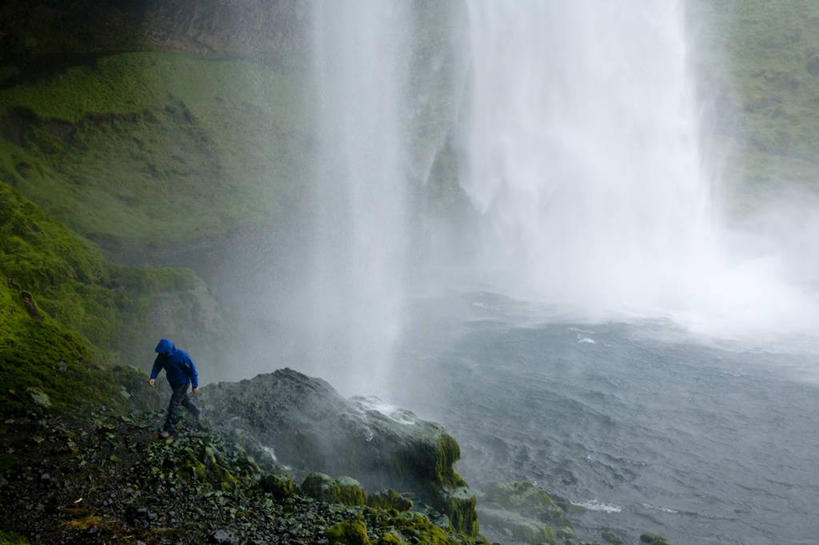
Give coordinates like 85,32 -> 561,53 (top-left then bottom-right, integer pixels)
260,473 -> 295,501
602,529 -> 625,545
0,179 -> 223,413
301,473 -> 367,507
0,298 -> 121,414
374,533 -> 406,545
0,51 -> 312,255
435,434 -> 467,490
327,521 -> 370,545
476,506 -> 555,545
640,533 -> 671,545
367,489 -> 413,512
695,1 -> 819,206
0,531 -> 30,545
0,179 -> 202,356
443,487 -> 478,538
387,512 -> 462,545
480,481 -> 569,529
387,431 -> 478,537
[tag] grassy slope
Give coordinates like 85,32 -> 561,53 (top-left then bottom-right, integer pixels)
697,0 -> 819,209
0,179 -> 218,412
0,51 -> 312,256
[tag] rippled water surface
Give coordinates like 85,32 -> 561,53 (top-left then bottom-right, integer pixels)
391,293 -> 819,545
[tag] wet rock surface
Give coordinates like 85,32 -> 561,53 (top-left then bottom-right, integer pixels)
0,367 -> 675,545
0,387 -> 489,544
198,368 -> 479,535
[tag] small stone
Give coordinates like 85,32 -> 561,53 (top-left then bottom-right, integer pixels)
26,387 -> 52,408
211,529 -> 239,544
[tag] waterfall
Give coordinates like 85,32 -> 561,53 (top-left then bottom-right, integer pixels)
461,1 -> 713,317
458,0 -> 818,337
310,2 -> 411,393
300,0 -> 819,374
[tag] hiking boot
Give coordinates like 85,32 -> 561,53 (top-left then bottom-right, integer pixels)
158,430 -> 173,439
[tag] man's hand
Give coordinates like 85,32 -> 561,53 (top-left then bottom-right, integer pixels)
192,387 -> 199,394
149,378 -> 155,388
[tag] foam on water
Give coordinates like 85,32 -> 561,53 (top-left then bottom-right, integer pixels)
570,499 -> 623,514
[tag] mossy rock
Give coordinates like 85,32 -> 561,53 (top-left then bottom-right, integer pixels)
301,472 -> 367,506
367,489 -> 413,512
476,507 -> 556,545
260,473 -> 295,501
556,525 -> 576,541
327,521 -> 370,545
387,512 -> 465,545
374,532 -> 406,545
480,481 -> 570,528
199,370 -> 481,538
24,386 -> 51,408
640,533 -> 671,545
601,529 -> 625,544
442,486 -> 479,538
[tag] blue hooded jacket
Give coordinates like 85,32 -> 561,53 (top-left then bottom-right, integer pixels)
150,338 -> 199,389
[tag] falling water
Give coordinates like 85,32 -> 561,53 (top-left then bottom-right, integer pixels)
463,1 -> 711,314
310,2 -> 411,393
459,0 -> 818,339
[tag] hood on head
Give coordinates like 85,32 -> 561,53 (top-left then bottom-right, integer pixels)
155,338 -> 175,354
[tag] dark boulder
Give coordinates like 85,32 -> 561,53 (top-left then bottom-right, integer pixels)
199,368 -> 478,536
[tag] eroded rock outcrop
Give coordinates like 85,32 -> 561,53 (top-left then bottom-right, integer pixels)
198,368 -> 478,536
476,481 -> 575,545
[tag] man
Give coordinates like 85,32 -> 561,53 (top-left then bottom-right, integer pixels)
149,338 -> 200,438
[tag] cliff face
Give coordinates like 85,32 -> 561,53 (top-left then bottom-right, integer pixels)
0,0 -> 310,69
691,0 -> 819,210
138,0 -> 310,58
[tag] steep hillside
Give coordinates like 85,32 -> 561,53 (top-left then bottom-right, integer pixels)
0,179 -> 232,411
0,51 -> 313,260
695,0 -> 819,210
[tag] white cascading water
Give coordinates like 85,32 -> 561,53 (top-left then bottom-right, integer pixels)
311,2 -> 411,393
461,0 -> 817,338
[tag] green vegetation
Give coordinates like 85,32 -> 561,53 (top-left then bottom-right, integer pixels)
0,179 -> 224,412
327,521 -> 371,545
640,533 -> 672,545
0,51 -> 312,256
697,1 -> 819,209
475,481 -> 581,545
0,410 -> 489,545
260,473 -> 296,501
0,531 -> 29,545
367,489 -> 413,512
302,473 -> 369,507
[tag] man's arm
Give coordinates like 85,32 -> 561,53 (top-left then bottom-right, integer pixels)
186,354 -> 199,392
149,357 -> 162,387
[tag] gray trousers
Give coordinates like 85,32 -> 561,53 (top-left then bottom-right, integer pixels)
164,382 -> 200,434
